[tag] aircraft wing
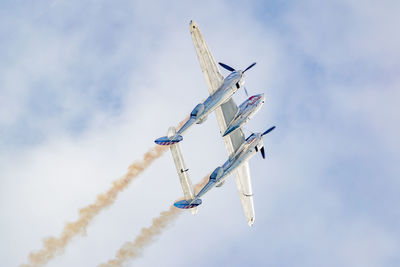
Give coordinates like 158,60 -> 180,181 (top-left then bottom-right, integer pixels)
190,21 -> 255,225
234,162 -> 255,226
190,21 -> 224,95
218,100 -> 255,226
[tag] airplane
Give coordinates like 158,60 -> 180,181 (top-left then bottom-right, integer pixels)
159,21 -> 270,226
154,47 -> 256,144
174,126 -> 276,220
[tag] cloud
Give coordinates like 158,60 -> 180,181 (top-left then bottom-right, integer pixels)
1,0 -> 399,266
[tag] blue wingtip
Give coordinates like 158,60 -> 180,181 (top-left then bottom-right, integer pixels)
154,135 -> 183,146
174,199 -> 202,209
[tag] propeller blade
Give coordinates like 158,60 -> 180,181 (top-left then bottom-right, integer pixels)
219,62 -> 235,72
262,126 -> 276,136
243,62 -> 256,73
244,86 -> 249,96
255,146 -> 258,152
260,146 -> 265,159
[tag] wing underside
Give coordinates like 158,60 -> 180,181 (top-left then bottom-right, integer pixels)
234,162 -> 255,226
217,102 -> 255,226
190,21 -> 255,225
190,21 -> 223,95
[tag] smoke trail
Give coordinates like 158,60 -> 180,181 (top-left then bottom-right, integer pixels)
98,205 -> 181,267
20,145 -> 168,267
194,174 -> 211,195
98,175 -> 210,267
21,119 -> 188,267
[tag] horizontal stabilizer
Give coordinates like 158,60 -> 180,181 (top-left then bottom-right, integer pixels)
154,135 -> 183,146
174,199 -> 202,209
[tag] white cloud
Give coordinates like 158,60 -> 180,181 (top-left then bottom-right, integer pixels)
0,0 -> 399,266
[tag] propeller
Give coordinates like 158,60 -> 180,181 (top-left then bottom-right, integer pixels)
262,126 -> 276,136
259,126 -> 276,159
219,62 -> 256,96
260,147 -> 265,159
218,62 -> 235,72
243,62 -> 256,73
218,62 -> 256,74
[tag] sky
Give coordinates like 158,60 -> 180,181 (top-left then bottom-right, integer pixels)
1,0 -> 399,266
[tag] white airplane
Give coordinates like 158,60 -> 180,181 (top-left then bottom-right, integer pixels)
158,21 -> 269,225
174,126 -> 276,222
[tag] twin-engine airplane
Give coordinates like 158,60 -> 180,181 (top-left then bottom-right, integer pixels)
155,21 -> 273,226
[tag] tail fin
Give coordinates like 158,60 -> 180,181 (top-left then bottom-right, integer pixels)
174,199 -> 202,209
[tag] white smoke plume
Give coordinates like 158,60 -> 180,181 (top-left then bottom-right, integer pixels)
98,175 -> 210,267
98,205 -> 181,267
20,119 -> 188,267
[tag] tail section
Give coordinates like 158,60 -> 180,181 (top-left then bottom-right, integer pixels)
167,126 -> 198,214
174,199 -> 202,209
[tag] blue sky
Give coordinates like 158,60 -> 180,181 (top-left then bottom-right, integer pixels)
1,0 -> 399,266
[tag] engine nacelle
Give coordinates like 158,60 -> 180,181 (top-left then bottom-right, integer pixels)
210,166 -> 223,182
190,103 -> 205,118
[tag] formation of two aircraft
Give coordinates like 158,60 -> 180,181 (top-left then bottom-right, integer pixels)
155,21 -> 275,226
